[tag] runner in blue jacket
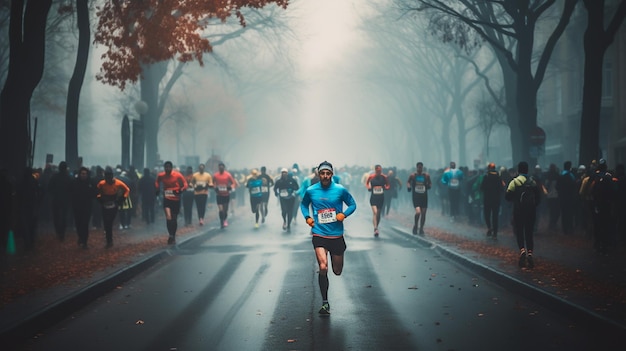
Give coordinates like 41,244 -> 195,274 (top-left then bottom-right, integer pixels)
300,161 -> 356,315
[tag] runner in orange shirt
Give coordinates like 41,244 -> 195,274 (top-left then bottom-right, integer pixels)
213,162 -> 237,228
97,167 -> 130,248
155,161 -> 188,244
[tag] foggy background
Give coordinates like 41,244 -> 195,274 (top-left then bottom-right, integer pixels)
19,0 -> 518,172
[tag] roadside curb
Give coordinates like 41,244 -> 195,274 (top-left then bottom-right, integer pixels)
391,226 -> 626,335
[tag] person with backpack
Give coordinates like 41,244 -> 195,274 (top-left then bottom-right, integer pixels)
505,161 -> 542,269
590,159 -> 617,255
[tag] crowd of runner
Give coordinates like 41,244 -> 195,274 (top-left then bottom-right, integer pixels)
1,158 -> 624,259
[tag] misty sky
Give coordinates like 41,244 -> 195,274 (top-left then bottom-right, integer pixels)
46,0 -> 491,173
81,0 -> 403,172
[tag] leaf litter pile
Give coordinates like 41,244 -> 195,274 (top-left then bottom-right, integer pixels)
391,211 -> 626,324
0,217 -> 208,308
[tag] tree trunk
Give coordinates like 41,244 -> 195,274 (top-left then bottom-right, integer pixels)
578,0 -> 626,166
140,62 -> 167,168
65,0 -> 90,171
514,17 -> 539,167
579,1 -> 605,166
0,0 -> 52,179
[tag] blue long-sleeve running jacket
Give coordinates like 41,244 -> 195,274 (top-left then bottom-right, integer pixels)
300,181 -> 356,238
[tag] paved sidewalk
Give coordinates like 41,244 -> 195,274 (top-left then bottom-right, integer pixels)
388,209 -> 626,334
1,207 -> 625,346
0,216 -> 215,346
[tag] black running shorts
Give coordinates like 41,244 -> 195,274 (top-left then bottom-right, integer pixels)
312,235 -> 347,256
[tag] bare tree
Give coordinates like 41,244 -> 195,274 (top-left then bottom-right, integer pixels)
361,1 -> 496,166
475,91 -> 507,159
402,0 -> 577,166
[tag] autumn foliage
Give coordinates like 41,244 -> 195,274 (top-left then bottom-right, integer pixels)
94,0 -> 289,89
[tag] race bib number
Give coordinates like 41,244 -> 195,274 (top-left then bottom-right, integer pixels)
449,179 -> 459,188
373,186 -> 384,195
261,186 -> 269,193
279,189 -> 290,197
164,189 -> 175,197
317,208 -> 337,224
250,187 -> 261,195
186,187 -> 194,192
217,185 -> 227,192
415,184 -> 426,194
103,201 -> 116,209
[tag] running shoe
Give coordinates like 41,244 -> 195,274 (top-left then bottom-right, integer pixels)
254,223 -> 259,228
374,228 -> 379,237
282,222 -> 287,230
319,302 -> 330,315
419,228 -> 425,235
223,220 -> 229,227
526,254 -> 534,269
412,225 -> 417,235
168,236 -> 176,245
199,218 -> 204,226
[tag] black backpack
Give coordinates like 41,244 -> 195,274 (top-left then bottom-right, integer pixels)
519,176 -> 537,210
591,172 -> 614,206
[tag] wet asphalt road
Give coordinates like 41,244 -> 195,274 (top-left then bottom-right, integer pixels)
15,210 -> 616,351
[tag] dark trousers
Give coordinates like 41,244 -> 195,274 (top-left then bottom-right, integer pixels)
91,199 -> 102,228
483,202 -> 500,235
448,189 -> 461,217
513,210 -> 536,252
142,197 -> 155,224
102,207 -> 118,244
593,207 -> 613,254
195,194 -> 208,219
73,206 -> 92,245
51,201 -> 69,240
280,197 -> 296,226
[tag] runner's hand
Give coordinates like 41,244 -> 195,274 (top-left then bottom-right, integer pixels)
306,217 -> 315,227
336,213 -> 346,222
